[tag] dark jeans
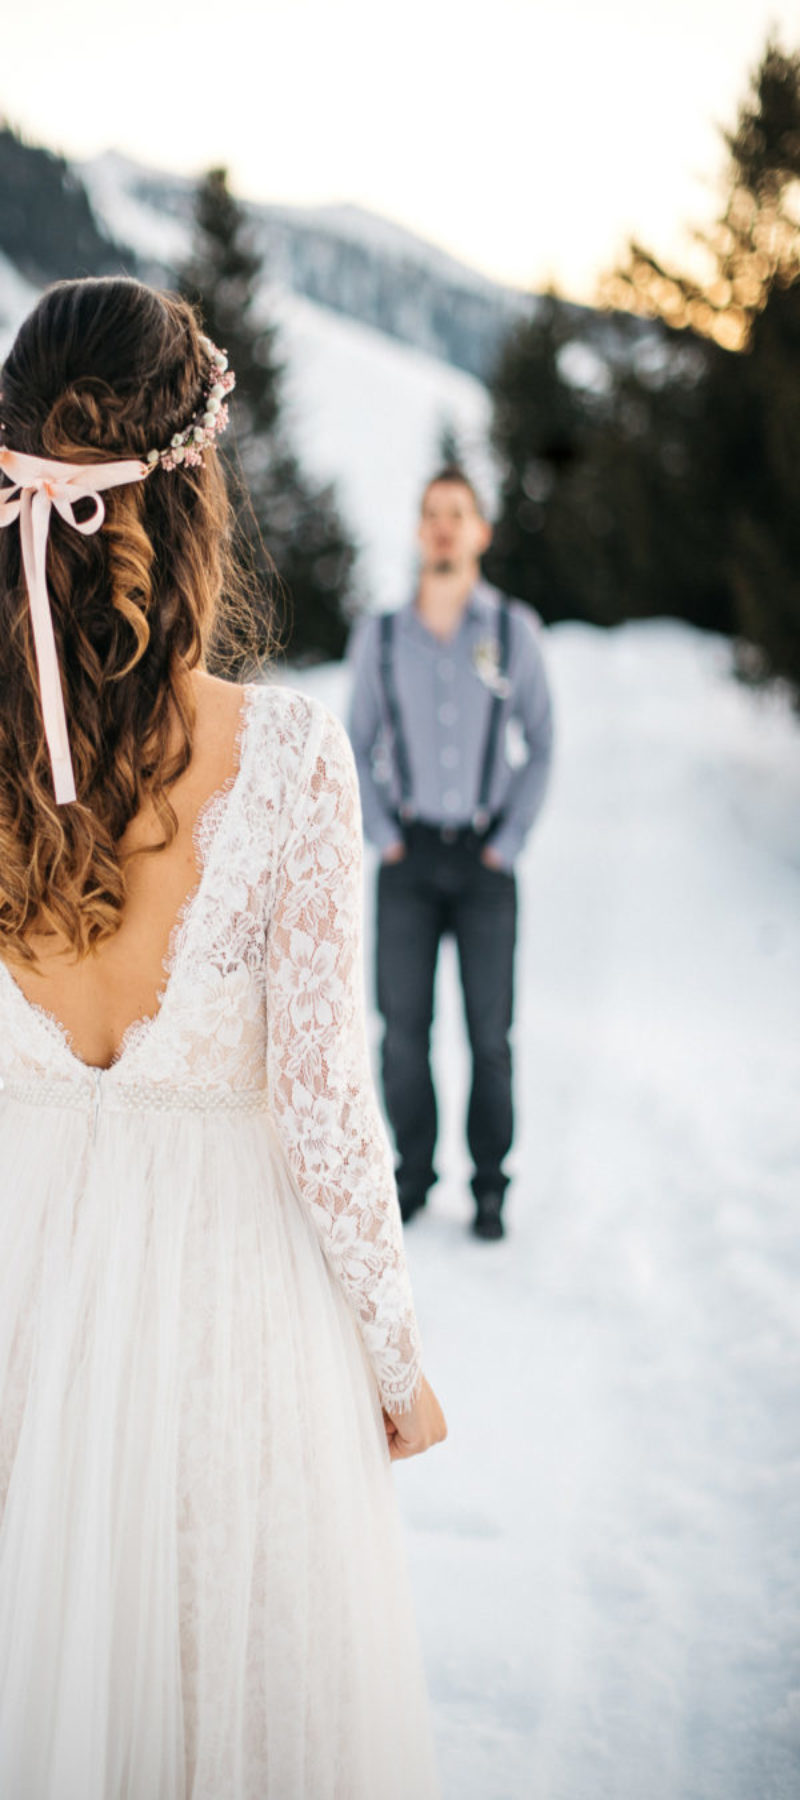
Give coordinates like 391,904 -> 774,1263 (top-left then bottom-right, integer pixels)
376,823 -> 517,1203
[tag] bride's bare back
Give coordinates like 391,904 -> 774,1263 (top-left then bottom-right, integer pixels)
5,671 -> 247,1072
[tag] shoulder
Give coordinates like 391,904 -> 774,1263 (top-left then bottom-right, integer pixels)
245,681 -> 357,808
245,678 -> 320,731
510,599 -> 546,646
477,581 -> 544,638
472,582 -> 546,666
244,678 -> 333,756
501,595 -> 549,667
348,605 -> 407,662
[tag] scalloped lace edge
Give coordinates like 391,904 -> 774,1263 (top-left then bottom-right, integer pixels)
0,683 -> 261,1075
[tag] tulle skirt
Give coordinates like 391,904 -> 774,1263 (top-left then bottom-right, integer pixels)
0,1089 -> 439,1799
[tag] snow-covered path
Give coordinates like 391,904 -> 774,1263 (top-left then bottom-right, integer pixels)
302,621 -> 800,1800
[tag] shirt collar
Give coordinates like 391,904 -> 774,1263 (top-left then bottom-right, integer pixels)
402,577 -> 497,629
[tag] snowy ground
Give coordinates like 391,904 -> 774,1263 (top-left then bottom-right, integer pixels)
296,620 -> 800,1800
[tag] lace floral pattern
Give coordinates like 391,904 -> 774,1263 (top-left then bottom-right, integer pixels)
0,685 -> 423,1413
266,706 -> 423,1413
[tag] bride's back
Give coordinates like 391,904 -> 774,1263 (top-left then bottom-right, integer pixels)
0,278 -> 261,1070
6,674 -> 247,1071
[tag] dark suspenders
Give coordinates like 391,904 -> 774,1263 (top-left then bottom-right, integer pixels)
379,612 -> 414,818
378,599 -> 511,830
473,598 -> 511,830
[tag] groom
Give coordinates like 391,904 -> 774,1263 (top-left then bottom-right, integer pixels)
347,466 -> 553,1240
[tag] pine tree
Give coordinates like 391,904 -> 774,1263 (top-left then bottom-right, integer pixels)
598,38 -> 800,699
180,168 -> 359,665
436,418 -> 465,468
484,297 -> 588,623
601,40 -> 800,353
484,295 -> 730,631
711,45 -> 800,696
488,39 -> 800,694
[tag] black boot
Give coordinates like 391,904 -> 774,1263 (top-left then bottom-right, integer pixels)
472,1193 -> 505,1241
398,1189 -> 428,1224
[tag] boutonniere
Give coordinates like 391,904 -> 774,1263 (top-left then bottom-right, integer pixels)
472,637 -> 510,699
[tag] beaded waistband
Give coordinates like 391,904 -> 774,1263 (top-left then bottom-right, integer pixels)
0,1073 -> 269,1118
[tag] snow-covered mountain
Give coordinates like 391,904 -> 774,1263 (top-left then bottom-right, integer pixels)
80,150 -> 529,383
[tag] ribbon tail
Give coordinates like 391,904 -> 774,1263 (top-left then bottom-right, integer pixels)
21,491 -> 78,805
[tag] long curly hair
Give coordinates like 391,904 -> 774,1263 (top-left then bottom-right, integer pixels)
0,276 -> 254,964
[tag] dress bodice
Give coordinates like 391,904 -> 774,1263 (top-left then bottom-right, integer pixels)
0,685 -> 423,1413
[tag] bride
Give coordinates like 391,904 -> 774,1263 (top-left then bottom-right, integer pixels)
0,276 -> 446,1798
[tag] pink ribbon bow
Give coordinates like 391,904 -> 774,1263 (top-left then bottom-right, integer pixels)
0,445 -> 151,804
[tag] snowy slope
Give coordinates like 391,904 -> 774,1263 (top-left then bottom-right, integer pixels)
294,622 -> 800,1800
272,286 -> 493,604
280,199 -> 511,292
80,151 -> 192,269
79,150 -> 519,298
80,150 -> 527,383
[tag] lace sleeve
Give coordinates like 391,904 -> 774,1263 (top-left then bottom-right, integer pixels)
266,707 -> 424,1415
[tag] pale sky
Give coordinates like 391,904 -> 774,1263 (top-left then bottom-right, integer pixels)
3,0 -> 797,298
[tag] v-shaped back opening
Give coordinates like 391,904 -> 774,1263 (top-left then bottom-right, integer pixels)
0,683 -> 259,1074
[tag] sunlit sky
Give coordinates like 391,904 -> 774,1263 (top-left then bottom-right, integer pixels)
3,0 -> 797,298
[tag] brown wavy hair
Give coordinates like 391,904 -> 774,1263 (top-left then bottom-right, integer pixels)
0,276 -> 257,964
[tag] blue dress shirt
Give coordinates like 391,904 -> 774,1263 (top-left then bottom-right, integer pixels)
347,581 -> 554,869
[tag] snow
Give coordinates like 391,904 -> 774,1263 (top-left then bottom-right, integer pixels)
271,286 -> 494,603
292,620 -> 800,1800
80,151 -> 522,300
269,198 -> 522,297
81,152 -> 192,268
556,338 -> 612,397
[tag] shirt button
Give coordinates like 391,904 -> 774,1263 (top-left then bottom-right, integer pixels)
438,703 -> 457,725
442,789 -> 461,812
441,746 -> 459,767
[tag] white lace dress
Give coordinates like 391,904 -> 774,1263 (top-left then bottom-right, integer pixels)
0,685 -> 439,1800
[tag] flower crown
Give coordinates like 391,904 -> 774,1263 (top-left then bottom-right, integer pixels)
147,335 -> 235,471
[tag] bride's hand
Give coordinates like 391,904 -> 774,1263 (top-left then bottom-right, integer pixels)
383,1376 -> 447,1461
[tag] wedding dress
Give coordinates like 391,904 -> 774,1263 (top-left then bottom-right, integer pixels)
0,684 -> 439,1800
